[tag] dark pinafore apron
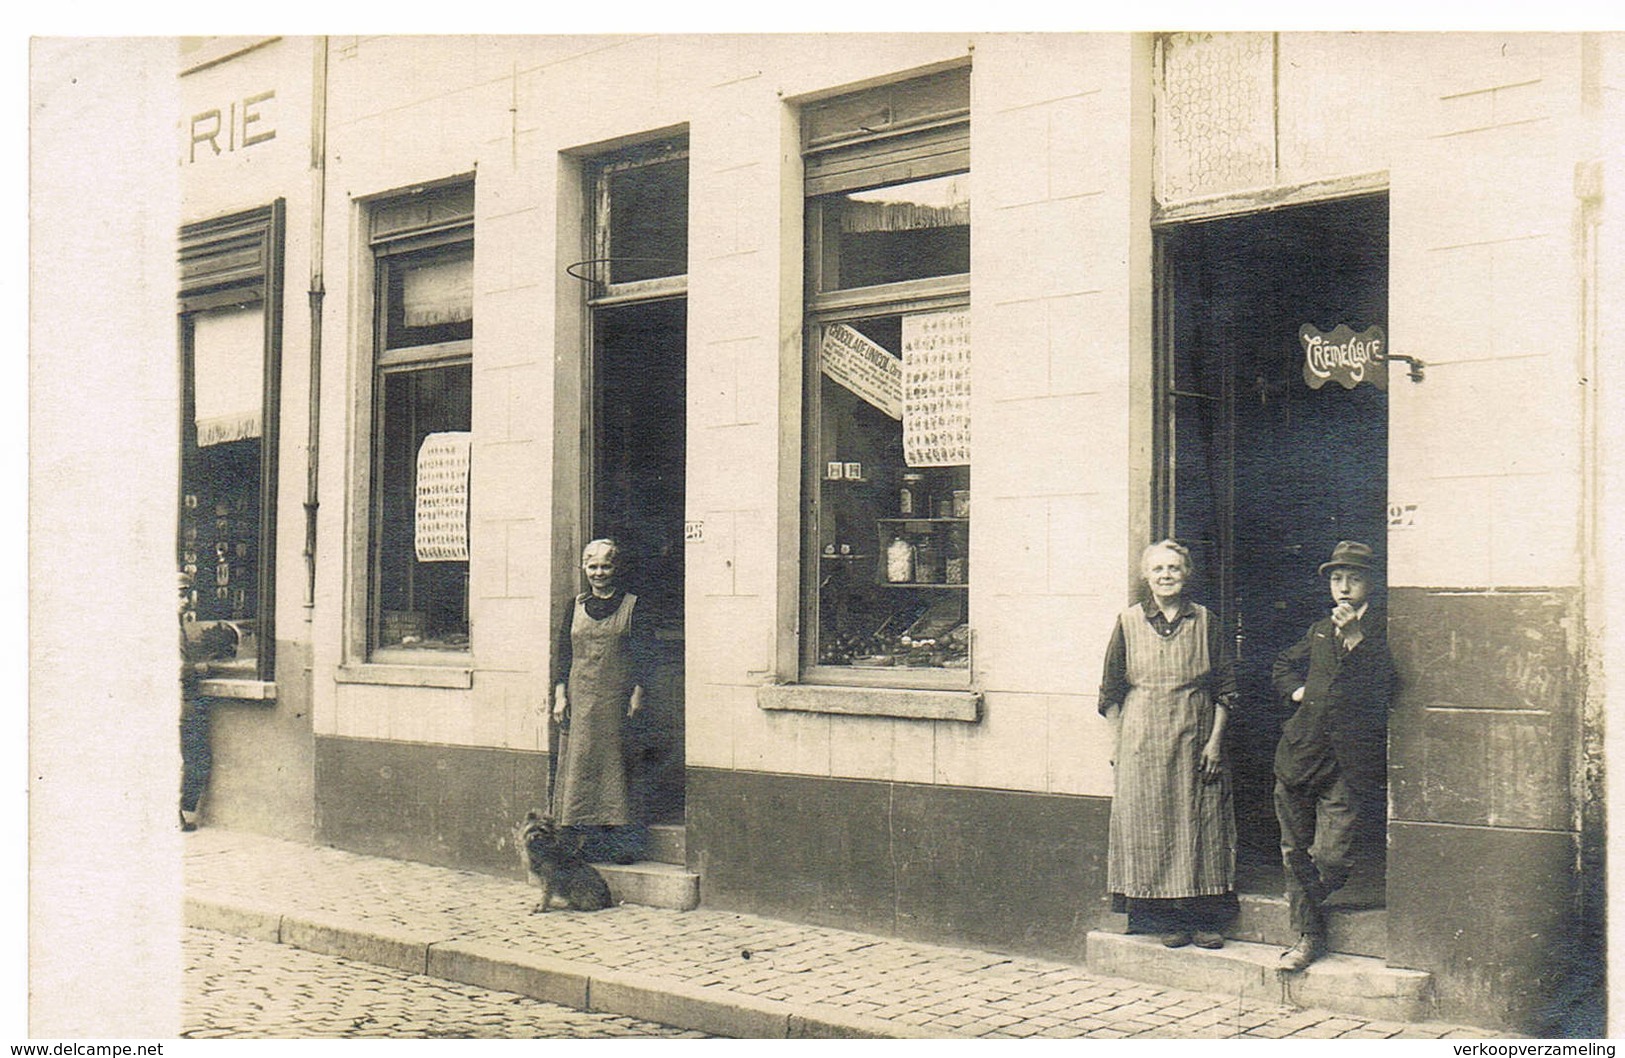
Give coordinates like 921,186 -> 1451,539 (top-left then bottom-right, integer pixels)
553,591 -> 637,826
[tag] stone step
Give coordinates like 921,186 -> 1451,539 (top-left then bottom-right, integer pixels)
1231,895 -> 1388,958
598,860 -> 699,912
1086,931 -> 1434,1023
645,824 -> 686,867
1095,900 -> 1386,960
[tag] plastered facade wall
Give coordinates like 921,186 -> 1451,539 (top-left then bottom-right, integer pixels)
179,36 -> 318,839
303,32 -> 1603,797
313,36 -> 563,752
1153,32 -> 1592,587
684,35 -> 1143,801
180,36 -> 318,672
308,35 -> 1149,806
1388,34 -> 1588,592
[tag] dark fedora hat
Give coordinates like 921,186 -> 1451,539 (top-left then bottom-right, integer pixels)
1319,540 -> 1379,576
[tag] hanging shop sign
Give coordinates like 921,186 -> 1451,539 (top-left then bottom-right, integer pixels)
902,309 -> 971,467
1301,323 -> 1387,391
415,431 -> 471,562
821,323 -> 902,419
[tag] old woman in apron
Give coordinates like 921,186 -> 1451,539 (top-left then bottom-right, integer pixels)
1098,539 -> 1239,948
552,539 -> 655,864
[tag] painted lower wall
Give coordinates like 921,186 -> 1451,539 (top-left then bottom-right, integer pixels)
314,735 -> 550,878
200,637 -> 316,843
1387,588 -> 1601,1035
687,766 -> 1113,961
1388,822 -> 1596,1036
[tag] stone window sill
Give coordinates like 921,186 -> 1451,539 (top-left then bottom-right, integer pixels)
757,683 -> 980,722
335,664 -> 473,690
200,678 -> 278,702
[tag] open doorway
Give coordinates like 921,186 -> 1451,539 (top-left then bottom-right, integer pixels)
591,296 -> 686,825
1156,194 -> 1389,902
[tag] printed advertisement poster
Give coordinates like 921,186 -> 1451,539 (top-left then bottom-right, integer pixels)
415,431 -> 471,562
902,309 -> 970,467
821,322 -> 903,420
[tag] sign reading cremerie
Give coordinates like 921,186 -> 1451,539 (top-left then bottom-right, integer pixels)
1301,323 -> 1387,392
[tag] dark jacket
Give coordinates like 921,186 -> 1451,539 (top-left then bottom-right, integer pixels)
180,621 -> 205,700
1270,605 -> 1396,794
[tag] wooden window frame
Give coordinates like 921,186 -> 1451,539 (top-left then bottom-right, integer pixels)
588,140 -> 690,306
364,182 -> 475,665
797,70 -> 973,690
177,201 -> 285,688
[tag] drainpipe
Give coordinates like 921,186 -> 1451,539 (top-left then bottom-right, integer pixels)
303,36 -> 328,612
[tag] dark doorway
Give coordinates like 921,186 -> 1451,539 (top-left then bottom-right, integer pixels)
592,296 -> 686,824
1157,194 -> 1389,899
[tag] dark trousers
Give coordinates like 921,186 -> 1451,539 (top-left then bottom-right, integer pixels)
180,698 -> 213,814
1274,772 -> 1358,937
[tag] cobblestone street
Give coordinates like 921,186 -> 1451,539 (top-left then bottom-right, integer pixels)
183,928 -> 711,1039
184,830 -> 1507,1039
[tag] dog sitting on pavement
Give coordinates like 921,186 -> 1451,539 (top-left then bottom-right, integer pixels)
515,811 -> 614,914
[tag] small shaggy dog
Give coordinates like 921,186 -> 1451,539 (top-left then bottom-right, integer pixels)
514,811 -> 613,914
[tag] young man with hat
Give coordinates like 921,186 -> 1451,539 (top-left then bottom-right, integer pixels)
1269,540 -> 1397,970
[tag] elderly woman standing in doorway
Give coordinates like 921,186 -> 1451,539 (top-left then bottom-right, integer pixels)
552,538 -> 655,865
1098,539 -> 1239,948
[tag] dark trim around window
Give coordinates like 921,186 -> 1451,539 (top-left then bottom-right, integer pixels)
178,201 -> 285,683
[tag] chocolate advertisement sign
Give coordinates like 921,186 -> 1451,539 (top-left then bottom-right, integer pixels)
1301,323 -> 1387,391
821,322 -> 903,420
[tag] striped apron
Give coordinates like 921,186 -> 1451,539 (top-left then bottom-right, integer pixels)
1106,604 -> 1236,899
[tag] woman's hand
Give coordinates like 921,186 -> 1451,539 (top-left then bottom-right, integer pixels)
627,686 -> 645,718
552,684 -> 569,725
1199,736 -> 1224,782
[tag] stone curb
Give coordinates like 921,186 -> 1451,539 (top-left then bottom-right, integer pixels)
185,895 -> 945,1039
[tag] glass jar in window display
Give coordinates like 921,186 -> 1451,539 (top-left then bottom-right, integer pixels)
944,525 -> 968,584
900,473 -> 925,517
915,533 -> 943,583
886,533 -> 916,583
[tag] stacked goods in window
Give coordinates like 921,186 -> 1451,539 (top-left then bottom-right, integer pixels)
945,523 -> 968,584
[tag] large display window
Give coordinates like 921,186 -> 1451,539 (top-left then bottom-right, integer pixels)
800,68 -> 971,683
367,181 -> 475,659
178,203 -> 284,686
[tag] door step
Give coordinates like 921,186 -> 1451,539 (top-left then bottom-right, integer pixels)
645,823 -> 686,866
1231,894 -> 1387,958
1085,931 -> 1434,1023
596,824 -> 697,911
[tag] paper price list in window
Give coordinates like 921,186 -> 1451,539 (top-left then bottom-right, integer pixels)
902,309 -> 970,467
415,431 -> 472,562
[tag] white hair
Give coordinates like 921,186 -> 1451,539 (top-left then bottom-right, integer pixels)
1139,539 -> 1193,579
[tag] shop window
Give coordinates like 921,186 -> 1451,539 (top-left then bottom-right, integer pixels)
178,203 -> 284,685
368,181 -> 474,658
816,173 -> 969,290
801,69 -> 971,682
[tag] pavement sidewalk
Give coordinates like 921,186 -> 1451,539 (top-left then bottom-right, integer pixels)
183,828 -> 1506,1040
